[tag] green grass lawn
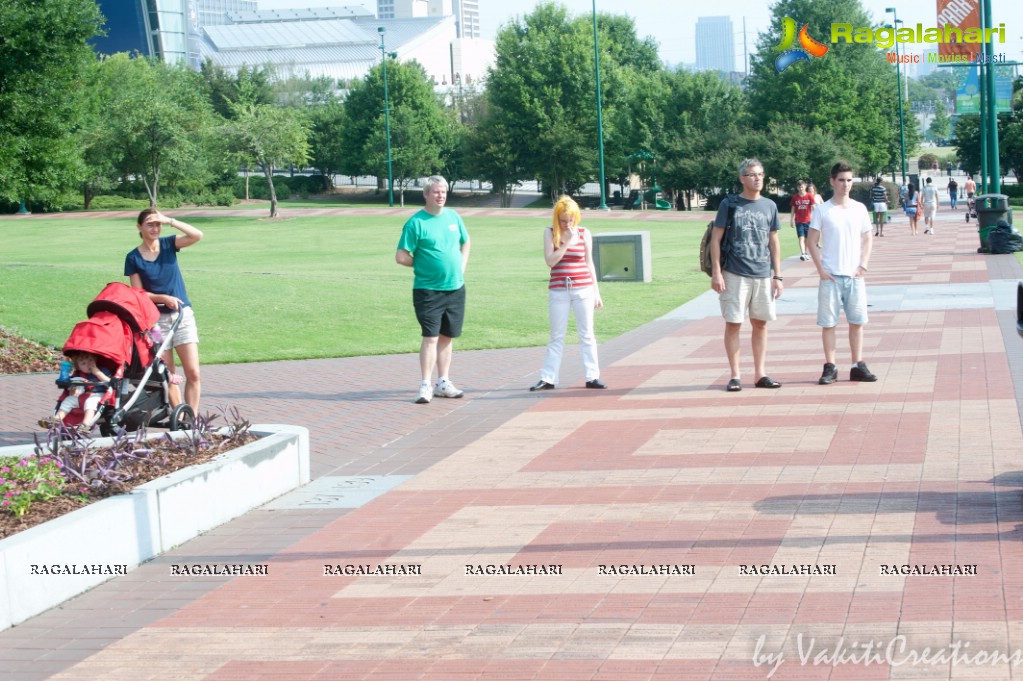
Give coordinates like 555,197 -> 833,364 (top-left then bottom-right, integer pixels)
0,211 -> 801,364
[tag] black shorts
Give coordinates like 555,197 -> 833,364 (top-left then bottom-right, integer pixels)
413,286 -> 466,338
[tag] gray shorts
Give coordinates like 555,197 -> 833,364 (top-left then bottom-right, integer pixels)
817,276 -> 868,327
719,270 -> 776,323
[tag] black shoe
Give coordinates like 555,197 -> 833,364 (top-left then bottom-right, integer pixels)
754,376 -> 781,389
819,363 -> 838,385
726,378 -> 742,392
850,362 -> 878,382
529,380 -> 555,392
585,379 -> 607,389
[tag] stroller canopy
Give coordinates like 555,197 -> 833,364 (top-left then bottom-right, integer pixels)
87,282 -> 160,333
63,312 -> 133,368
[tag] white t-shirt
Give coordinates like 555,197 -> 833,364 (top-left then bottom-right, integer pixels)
921,184 -> 939,204
809,199 -> 872,277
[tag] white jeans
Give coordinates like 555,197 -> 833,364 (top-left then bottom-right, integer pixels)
540,285 -> 600,384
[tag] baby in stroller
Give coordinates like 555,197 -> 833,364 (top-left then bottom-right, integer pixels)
40,351 -> 112,430
40,282 -> 195,436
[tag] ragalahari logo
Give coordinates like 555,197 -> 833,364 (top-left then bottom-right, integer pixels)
774,17 -> 829,72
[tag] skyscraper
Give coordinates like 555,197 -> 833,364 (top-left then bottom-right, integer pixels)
695,16 -> 735,74
378,0 -> 478,38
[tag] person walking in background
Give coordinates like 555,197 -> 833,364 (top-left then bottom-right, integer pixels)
790,180 -> 815,260
710,158 -> 784,392
529,196 -> 606,392
948,177 -> 958,210
396,176 -> 471,404
964,175 -> 976,199
125,209 -> 203,412
904,182 -> 920,235
921,177 -> 939,235
869,177 -> 888,237
808,160 -> 878,385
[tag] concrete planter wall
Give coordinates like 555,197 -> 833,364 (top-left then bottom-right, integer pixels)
0,424 -> 309,631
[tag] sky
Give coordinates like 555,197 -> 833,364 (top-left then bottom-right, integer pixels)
255,0 -> 1023,68
479,0 -> 1023,68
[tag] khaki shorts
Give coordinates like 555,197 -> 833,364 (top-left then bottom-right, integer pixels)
157,306 -> 199,348
719,270 -> 776,323
922,202 -> 936,218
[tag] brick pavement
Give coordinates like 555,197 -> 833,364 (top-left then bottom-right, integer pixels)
2,207 -> 1023,681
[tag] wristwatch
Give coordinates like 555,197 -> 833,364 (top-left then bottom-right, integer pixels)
772,276 -> 784,281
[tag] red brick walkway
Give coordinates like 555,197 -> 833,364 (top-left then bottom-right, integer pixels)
2,208 -> 1022,680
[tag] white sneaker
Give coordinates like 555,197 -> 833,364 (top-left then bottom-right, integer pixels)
416,383 -> 433,404
435,379 -> 464,398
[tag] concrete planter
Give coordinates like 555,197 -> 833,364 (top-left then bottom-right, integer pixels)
0,424 -> 309,631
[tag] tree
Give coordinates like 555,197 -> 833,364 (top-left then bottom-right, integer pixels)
951,114 -> 982,176
200,61 -> 275,119
656,69 -> 748,203
227,103 -> 311,218
0,0 -> 103,208
339,59 -> 450,204
929,106 -> 951,142
745,0 -> 901,178
480,4 -> 665,201
484,3 -> 601,199
89,54 -> 216,206
307,98 -> 346,190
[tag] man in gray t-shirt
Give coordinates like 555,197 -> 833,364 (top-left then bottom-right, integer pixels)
709,158 -> 783,393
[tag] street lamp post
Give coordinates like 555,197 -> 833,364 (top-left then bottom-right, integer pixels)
981,0 -> 1000,194
592,0 -> 608,210
378,26 -> 394,207
886,8 -> 907,185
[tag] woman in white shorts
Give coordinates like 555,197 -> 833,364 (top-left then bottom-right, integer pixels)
124,209 -> 204,412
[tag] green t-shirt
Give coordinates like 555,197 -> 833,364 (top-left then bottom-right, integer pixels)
397,208 -> 469,290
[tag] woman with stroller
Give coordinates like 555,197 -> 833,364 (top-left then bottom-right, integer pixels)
124,209 -> 203,412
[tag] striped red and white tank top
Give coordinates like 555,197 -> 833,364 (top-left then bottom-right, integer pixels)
548,227 -> 593,290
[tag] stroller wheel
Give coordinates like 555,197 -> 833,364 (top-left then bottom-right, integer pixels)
169,404 -> 195,431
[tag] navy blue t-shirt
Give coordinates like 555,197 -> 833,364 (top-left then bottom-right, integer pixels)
124,235 -> 191,311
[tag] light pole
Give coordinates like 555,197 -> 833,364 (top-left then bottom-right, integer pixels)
378,26 -> 394,207
592,0 -> 608,210
886,8 -> 907,185
981,0 -> 1000,193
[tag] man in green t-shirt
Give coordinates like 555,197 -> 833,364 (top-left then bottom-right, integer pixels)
396,176 -> 471,404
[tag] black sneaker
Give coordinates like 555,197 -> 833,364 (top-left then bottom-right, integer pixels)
819,363 -> 838,385
850,362 -> 878,382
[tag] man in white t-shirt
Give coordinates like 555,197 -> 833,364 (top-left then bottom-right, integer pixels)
807,161 -> 877,385
921,176 -> 940,234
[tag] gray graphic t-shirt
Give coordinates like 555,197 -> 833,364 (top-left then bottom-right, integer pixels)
714,196 -> 780,279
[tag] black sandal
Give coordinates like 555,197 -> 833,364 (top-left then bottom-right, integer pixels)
726,378 -> 742,392
755,376 -> 782,389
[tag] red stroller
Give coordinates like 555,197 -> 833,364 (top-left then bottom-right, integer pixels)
50,282 -> 195,435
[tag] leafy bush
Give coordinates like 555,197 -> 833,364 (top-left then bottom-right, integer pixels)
233,176 -> 292,200
88,195 -> 152,211
917,153 -> 940,172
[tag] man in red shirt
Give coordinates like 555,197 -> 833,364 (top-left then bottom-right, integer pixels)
790,180 -> 815,261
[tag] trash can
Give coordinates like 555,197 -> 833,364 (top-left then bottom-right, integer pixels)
975,194 -> 1011,252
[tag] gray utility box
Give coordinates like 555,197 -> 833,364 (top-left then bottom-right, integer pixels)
591,231 -> 652,282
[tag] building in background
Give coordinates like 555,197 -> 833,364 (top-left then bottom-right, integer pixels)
695,15 -> 734,74
93,0 -> 202,66
195,0 -> 258,27
377,0 -> 478,38
92,0 -> 492,87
